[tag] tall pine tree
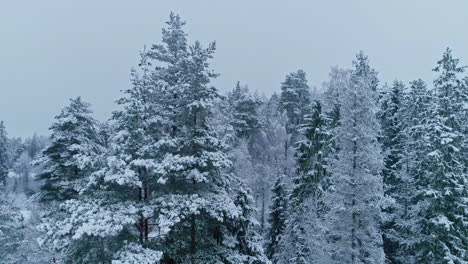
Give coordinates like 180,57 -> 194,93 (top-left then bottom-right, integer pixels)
407,48 -> 467,263
279,69 -> 311,138
278,100 -> 331,264
37,97 -> 103,201
378,80 -> 406,262
324,52 -> 384,264
266,170 -> 288,262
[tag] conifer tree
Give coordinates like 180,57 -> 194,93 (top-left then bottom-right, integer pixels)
0,121 -> 9,185
291,100 -> 329,208
42,13 -> 268,264
279,69 -> 311,138
378,80 -> 406,262
407,48 -> 468,263
228,81 -> 262,140
148,14 -> 267,262
277,100 -> 331,264
324,52 -> 384,264
393,79 -> 431,263
0,194 -> 24,264
266,171 -> 288,262
36,97 -> 103,201
37,97 -> 109,263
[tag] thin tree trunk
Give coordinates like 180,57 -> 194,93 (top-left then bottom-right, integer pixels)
190,214 -> 196,264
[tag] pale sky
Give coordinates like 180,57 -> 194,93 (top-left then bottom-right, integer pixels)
1,0 -> 468,138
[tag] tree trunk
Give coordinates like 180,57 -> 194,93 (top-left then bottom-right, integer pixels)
190,214 -> 196,264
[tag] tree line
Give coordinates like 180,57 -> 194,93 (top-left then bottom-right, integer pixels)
0,13 -> 466,264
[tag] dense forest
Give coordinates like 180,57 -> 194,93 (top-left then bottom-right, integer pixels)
1,13 -> 467,264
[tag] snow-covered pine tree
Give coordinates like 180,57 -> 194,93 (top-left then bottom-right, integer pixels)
292,100 -> 329,208
36,97 -> 108,262
40,47 -> 168,263
324,52 -> 384,264
146,13 -> 267,263
407,48 -> 468,263
393,79 -> 432,263
228,81 -> 262,140
279,69 -> 311,139
0,193 -> 24,264
266,169 -> 288,262
277,100 -> 330,264
36,97 -> 103,201
0,121 -> 9,185
377,80 -> 406,262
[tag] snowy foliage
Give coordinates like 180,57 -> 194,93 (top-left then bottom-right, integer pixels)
2,12 -> 468,264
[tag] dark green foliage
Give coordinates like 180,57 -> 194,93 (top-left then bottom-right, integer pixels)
266,172 -> 288,261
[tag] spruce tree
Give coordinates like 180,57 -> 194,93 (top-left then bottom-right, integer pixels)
394,79 -> 431,263
378,80 -> 406,262
266,171 -> 288,262
279,69 -> 311,138
41,13 -> 268,264
0,121 -> 9,185
0,193 -> 24,264
36,97 -> 103,201
324,52 -> 384,264
278,100 -> 331,264
148,14 -> 267,262
291,100 -> 329,208
37,97 -> 107,263
228,81 -> 262,140
407,48 -> 467,263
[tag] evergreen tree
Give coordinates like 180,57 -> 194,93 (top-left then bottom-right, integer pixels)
0,193 -> 24,264
378,80 -> 406,262
279,69 -> 311,138
266,171 -> 288,262
39,47 -> 168,263
41,13 -> 268,264
407,48 -> 467,263
148,14 -> 267,263
36,97 -> 103,201
278,100 -> 331,264
324,52 -> 384,264
0,121 -> 9,185
37,97 -> 107,263
291,100 -> 329,208
393,79 -> 432,263
228,81 -> 262,140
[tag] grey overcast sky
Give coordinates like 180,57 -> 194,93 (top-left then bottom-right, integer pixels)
1,0 -> 468,138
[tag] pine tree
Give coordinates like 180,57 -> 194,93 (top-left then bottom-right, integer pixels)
378,80 -> 406,262
228,81 -> 262,140
393,79 -> 432,263
291,100 -> 329,208
278,100 -> 331,264
42,13 -> 268,264
266,171 -> 288,262
39,47 -> 168,263
0,193 -> 24,264
407,48 -> 468,263
37,97 -> 108,263
36,97 -> 103,201
0,121 -> 9,185
324,52 -> 384,264
279,69 -> 311,138
148,14 -> 267,263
